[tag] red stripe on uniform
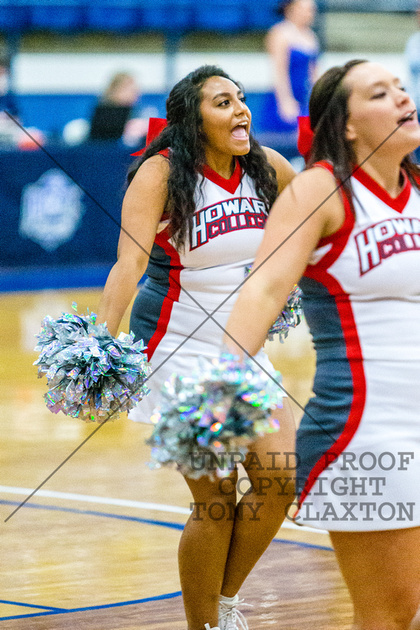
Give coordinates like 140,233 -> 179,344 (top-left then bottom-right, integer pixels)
310,162 -> 355,270
202,160 -> 242,194
296,268 -> 367,511
353,167 -> 411,214
145,230 -> 182,361
295,161 -> 412,516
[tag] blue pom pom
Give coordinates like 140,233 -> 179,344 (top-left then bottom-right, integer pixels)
34,307 -> 151,422
146,353 -> 284,478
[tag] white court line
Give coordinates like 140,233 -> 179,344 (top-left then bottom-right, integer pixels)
0,485 -> 328,535
0,485 -> 190,515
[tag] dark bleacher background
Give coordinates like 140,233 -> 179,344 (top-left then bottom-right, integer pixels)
0,1 -> 418,290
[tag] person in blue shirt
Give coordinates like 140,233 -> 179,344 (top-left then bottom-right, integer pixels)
265,0 -> 319,131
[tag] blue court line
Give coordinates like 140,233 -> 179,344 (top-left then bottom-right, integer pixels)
0,497 -> 332,621
0,591 -> 183,621
0,499 -> 184,531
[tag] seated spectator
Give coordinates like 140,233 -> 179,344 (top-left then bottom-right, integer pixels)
89,72 -> 148,145
0,51 -> 45,149
0,51 -> 20,144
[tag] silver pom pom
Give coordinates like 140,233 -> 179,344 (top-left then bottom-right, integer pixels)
147,353 -> 284,478
34,306 -> 151,422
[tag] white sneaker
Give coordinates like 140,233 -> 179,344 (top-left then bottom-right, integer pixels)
218,595 -> 251,630
204,625 -> 221,630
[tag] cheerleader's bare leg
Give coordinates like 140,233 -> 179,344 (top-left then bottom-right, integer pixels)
178,401 -> 295,629
220,400 -> 296,597
330,527 -> 420,630
179,469 -> 238,630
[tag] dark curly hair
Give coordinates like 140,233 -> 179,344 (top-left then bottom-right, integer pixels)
307,59 -> 420,203
127,64 -> 278,250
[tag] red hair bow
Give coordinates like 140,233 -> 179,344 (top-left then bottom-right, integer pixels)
131,117 -> 168,156
297,115 -> 314,162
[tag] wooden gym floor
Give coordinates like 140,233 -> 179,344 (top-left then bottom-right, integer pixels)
0,288 -> 354,629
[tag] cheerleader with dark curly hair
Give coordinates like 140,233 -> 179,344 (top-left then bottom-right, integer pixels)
96,65 -> 296,630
